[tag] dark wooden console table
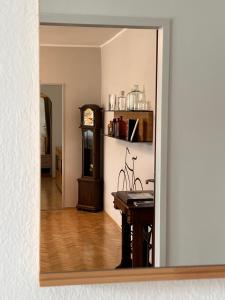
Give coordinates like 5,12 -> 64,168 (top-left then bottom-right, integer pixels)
112,191 -> 155,268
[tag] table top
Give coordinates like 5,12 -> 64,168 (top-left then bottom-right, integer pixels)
112,190 -> 154,208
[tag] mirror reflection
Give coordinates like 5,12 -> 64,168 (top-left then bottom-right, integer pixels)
39,25 -> 159,273
40,24 -> 218,275
40,85 -> 63,211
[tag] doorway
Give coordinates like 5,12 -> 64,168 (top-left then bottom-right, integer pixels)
40,84 -> 64,210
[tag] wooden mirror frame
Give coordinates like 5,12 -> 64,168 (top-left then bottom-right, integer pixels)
39,14 -> 225,286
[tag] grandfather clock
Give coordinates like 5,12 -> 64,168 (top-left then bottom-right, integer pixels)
77,104 -> 103,212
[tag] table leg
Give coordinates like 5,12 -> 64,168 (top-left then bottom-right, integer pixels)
151,223 -> 155,267
143,225 -> 149,267
132,222 -> 144,267
116,213 -> 132,268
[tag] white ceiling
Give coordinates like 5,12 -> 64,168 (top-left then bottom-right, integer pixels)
40,25 -> 124,47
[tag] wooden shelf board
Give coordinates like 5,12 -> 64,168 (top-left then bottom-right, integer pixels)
104,134 -> 152,144
104,110 -> 153,112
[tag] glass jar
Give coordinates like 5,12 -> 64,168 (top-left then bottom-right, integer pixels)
127,85 -> 145,110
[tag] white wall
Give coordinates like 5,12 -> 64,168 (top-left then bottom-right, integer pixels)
40,47 -> 101,207
101,29 -> 156,225
2,0 -> 225,299
41,84 -> 63,177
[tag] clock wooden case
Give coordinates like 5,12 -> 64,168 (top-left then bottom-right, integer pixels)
77,104 -> 103,212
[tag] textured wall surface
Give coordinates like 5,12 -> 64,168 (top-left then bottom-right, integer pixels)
1,0 -> 225,299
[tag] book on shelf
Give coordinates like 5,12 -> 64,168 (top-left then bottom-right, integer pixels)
130,119 -> 139,142
127,119 -> 136,141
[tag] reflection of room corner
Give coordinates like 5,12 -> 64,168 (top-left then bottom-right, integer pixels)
104,211 -> 121,231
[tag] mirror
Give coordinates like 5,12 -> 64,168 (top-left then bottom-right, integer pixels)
39,23 -> 225,280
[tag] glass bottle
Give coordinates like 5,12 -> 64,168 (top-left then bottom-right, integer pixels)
112,118 -> 117,137
108,94 -> 116,111
114,97 -> 119,111
117,90 -> 127,111
108,121 -> 113,136
118,116 -> 127,139
115,118 -> 120,138
137,85 -> 146,110
142,85 -> 151,110
144,100 -> 151,111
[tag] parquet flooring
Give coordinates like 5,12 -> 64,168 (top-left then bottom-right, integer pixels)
40,208 -> 121,273
41,177 -> 62,210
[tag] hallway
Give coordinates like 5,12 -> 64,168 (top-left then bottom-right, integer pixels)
41,174 -> 121,272
40,208 -> 121,273
41,177 -> 62,210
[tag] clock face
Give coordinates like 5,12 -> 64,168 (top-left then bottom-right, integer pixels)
83,108 -> 94,126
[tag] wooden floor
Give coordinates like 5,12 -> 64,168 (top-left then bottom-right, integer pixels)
40,208 -> 121,273
41,177 -> 62,210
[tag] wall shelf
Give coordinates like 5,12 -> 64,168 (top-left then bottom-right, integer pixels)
104,110 -> 153,113
104,110 -> 153,143
104,134 -> 152,144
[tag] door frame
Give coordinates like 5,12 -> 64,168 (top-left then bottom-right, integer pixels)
40,14 -> 170,284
